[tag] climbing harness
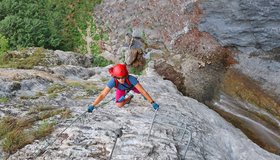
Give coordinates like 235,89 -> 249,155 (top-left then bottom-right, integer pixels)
32,97 -> 116,159
114,77 -> 133,90
147,108 -> 192,159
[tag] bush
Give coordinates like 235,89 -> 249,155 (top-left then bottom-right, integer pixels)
0,107 -> 72,153
129,67 -> 143,75
0,0 -> 110,67
92,54 -> 112,67
0,0 -> 62,50
2,129 -> 33,153
0,34 -> 8,56
33,121 -> 54,139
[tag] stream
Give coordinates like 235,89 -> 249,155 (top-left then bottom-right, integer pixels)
210,91 -> 280,155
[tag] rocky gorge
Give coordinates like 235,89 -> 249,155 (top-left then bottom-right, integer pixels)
0,48 -> 279,160
0,0 -> 280,159
94,0 -> 280,156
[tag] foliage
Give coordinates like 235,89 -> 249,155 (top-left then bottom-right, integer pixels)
129,66 -> 143,75
33,121 -> 54,139
48,93 -> 58,99
2,129 -> 33,153
66,80 -> 100,97
0,0 -> 63,50
0,117 -> 17,139
0,47 -> 46,69
0,97 -> 9,103
47,83 -> 66,94
0,106 -> 71,153
0,34 -> 9,56
92,53 -> 112,67
28,106 -> 56,115
0,0 -> 106,58
67,81 -> 98,90
67,0 -> 111,66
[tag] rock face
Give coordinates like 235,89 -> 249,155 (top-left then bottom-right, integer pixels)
94,0 -> 280,102
199,0 -> 280,52
123,35 -> 146,71
94,0 -> 232,102
198,0 -> 280,100
0,50 -> 279,159
234,49 -> 280,101
93,0 -> 280,156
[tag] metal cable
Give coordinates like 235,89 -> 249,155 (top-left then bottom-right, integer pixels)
32,97 -> 115,159
147,109 -> 192,159
33,111 -> 87,159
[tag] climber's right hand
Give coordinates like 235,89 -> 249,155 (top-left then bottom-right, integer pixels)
87,105 -> 95,113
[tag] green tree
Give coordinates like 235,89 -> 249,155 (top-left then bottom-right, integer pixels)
0,0 -> 110,66
0,0 -> 63,50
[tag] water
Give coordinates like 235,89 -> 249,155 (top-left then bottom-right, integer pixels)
210,91 -> 280,155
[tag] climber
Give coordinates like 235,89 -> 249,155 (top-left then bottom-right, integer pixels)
87,63 -> 159,112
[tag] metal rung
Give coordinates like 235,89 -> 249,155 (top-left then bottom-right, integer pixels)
157,108 -> 188,117
148,134 -> 191,145
153,121 -> 187,130
148,109 -> 192,159
155,115 -> 185,126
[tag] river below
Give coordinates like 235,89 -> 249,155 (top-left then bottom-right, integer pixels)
206,67 -> 280,155
209,91 -> 280,155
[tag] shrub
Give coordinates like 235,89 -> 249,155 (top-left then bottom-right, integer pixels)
0,107 -> 72,153
2,129 -> 33,153
92,54 -> 112,67
0,34 -> 8,56
33,121 -> 54,139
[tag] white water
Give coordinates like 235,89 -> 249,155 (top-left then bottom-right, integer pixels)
211,92 -> 280,154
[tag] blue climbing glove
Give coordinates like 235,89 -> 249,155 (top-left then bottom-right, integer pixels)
152,102 -> 159,110
87,105 -> 95,113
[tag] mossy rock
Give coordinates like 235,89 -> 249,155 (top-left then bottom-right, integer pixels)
0,48 -> 47,69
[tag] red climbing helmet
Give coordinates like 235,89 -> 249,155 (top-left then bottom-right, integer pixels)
108,64 -> 128,77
